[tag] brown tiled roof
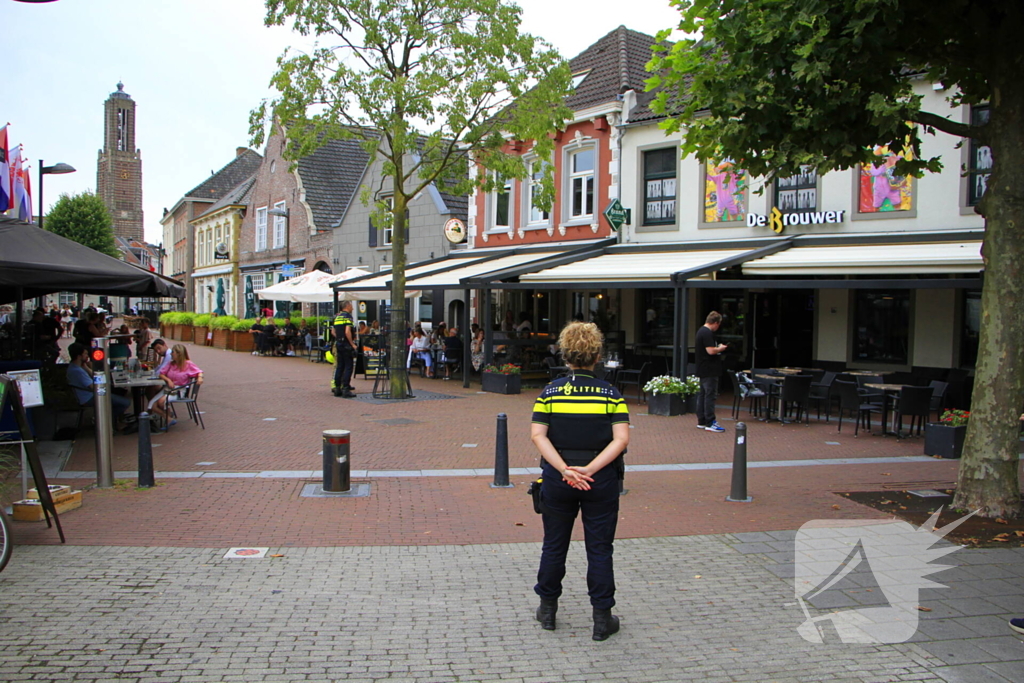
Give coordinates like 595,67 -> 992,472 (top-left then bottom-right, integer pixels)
566,26 -> 661,112
185,149 -> 264,200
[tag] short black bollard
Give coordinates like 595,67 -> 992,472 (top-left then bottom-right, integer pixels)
138,412 -> 154,488
726,422 -> 752,502
323,429 -> 351,493
491,413 -> 513,488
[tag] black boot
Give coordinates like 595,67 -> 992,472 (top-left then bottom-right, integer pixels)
535,599 -> 557,630
592,608 -> 619,641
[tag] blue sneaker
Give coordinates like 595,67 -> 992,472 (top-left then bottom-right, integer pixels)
1010,618 -> 1024,635
705,422 -> 725,433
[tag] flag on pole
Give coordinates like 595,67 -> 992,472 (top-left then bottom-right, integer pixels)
10,145 -> 30,221
0,124 -> 10,213
22,161 -> 32,222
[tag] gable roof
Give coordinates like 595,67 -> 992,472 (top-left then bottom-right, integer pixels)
185,149 -> 264,201
296,136 -> 373,229
566,26 -> 661,112
193,175 -> 257,221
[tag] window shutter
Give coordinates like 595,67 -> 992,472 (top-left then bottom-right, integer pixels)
368,217 -> 377,247
404,210 -> 410,244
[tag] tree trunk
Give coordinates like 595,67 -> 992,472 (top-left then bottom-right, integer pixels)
387,188 -> 411,399
953,77 -> 1024,519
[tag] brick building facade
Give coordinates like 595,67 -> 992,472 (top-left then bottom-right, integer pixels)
96,82 -> 144,242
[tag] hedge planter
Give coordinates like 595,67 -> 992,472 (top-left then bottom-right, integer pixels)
482,372 -> 521,395
180,325 -> 194,343
924,423 -> 967,459
232,331 -> 254,353
194,326 -> 211,346
212,328 -> 231,349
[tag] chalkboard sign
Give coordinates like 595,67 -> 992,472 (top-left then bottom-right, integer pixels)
0,375 -> 65,542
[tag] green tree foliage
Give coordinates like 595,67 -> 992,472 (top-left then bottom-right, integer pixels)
44,191 -> 120,259
250,0 -> 572,398
650,0 -> 1024,517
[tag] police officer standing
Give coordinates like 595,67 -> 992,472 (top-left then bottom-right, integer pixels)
531,321 -> 629,641
332,301 -> 357,398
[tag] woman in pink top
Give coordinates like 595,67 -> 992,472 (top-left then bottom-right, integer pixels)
149,344 -> 204,429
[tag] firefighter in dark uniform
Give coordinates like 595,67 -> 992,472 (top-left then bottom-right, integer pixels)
531,321 -> 629,641
332,301 -> 356,398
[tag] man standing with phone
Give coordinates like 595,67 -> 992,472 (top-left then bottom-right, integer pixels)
695,311 -> 728,432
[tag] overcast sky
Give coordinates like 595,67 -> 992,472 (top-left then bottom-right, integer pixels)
5,0 -> 682,244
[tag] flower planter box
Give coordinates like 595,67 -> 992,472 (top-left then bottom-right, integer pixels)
212,328 -> 231,349
648,393 -> 685,416
924,423 -> 966,459
232,330 -> 254,353
179,325 -> 194,343
482,372 -> 521,395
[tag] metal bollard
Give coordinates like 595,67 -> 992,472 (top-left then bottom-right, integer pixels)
322,429 -> 351,493
726,422 -> 752,502
137,412 -> 154,488
491,413 -> 513,488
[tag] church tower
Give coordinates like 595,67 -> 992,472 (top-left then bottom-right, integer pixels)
97,82 -> 143,241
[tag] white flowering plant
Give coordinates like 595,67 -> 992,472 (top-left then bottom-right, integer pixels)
643,374 -> 701,397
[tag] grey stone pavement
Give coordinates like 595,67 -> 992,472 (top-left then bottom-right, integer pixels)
2,533 -> 1023,682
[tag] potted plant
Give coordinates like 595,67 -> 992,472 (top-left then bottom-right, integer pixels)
231,318 -> 257,352
925,408 -> 969,459
210,315 -> 238,349
644,374 -> 701,416
482,363 -> 522,394
193,314 -> 212,346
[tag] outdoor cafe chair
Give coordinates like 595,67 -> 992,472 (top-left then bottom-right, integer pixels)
775,374 -> 813,424
893,385 -> 932,439
808,371 -> 837,421
928,380 -> 949,420
616,361 -> 651,404
730,371 -> 765,420
834,379 -> 880,437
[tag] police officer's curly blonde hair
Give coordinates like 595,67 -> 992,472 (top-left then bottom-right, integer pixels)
558,322 -> 603,369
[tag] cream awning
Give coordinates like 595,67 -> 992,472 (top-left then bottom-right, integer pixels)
519,249 -> 755,284
408,252 -> 572,288
742,241 -> 984,276
333,255 -> 490,292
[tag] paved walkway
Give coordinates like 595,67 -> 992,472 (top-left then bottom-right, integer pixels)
4,341 -> 1023,681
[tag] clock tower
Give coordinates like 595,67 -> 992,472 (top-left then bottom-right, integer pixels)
97,82 -> 144,241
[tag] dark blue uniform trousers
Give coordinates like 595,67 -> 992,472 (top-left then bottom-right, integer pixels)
535,463 -> 619,609
333,345 -> 354,389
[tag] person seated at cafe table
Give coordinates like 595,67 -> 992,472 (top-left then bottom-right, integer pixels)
66,342 -> 135,434
148,344 -> 204,430
440,327 -> 463,380
408,328 -> 434,378
263,319 -> 284,356
282,319 -> 300,356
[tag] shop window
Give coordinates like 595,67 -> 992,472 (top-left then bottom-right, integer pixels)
960,289 -> 981,368
643,148 -> 677,226
967,106 -> 991,207
853,290 -> 910,364
641,289 -> 675,346
774,167 -> 818,213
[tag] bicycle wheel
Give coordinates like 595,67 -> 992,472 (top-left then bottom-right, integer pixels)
0,510 -> 11,573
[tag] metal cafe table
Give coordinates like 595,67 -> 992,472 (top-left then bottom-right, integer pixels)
863,383 -> 903,436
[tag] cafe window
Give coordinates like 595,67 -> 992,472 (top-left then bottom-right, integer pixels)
853,290 -> 910,365
643,148 -> 677,226
960,289 -> 981,368
774,166 -> 818,213
641,289 -> 675,346
967,106 -> 991,206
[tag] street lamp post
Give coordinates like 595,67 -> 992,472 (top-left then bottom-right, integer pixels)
267,206 -> 291,276
37,160 -> 76,228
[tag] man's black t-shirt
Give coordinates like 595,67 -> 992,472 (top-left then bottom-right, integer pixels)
694,325 -> 722,378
